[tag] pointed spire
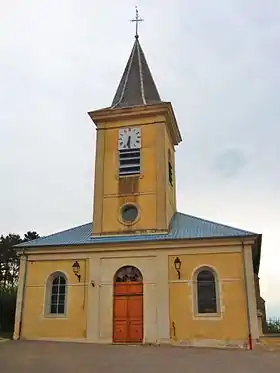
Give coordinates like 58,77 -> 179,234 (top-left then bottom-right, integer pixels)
111,8 -> 161,109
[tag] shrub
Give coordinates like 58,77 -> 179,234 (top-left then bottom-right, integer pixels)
0,287 -> 17,333
267,318 -> 280,333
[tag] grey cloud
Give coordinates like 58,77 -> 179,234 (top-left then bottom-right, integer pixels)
214,149 -> 247,178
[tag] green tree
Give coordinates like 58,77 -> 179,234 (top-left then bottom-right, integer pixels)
23,231 -> 40,242
267,318 -> 280,333
0,231 -> 40,289
0,234 -> 21,288
0,231 -> 40,333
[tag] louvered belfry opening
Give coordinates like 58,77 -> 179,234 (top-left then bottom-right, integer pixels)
119,149 -> 141,176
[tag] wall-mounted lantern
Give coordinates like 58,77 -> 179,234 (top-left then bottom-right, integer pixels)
72,260 -> 81,282
174,257 -> 182,279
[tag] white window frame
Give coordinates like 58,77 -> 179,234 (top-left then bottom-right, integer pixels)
44,271 -> 68,318
192,266 -> 221,318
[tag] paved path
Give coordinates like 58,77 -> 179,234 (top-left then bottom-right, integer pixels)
0,341 -> 279,372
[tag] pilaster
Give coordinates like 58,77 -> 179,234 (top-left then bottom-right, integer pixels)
244,245 -> 259,341
13,254 -> 27,340
86,256 -> 101,341
92,129 -> 105,235
156,252 -> 170,343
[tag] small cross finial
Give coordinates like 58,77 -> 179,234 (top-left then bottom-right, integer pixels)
130,6 -> 143,39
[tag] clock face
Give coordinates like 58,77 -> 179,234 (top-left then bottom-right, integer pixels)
118,128 -> 141,150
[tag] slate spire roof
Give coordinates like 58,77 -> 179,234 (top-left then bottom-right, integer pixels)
111,36 -> 162,108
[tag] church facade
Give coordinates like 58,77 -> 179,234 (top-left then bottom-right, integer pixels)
14,35 -> 263,349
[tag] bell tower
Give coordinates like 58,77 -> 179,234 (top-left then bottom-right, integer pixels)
88,15 -> 181,236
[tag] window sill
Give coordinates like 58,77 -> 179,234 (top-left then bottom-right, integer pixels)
118,173 -> 143,179
193,313 -> 222,320
44,314 -> 67,319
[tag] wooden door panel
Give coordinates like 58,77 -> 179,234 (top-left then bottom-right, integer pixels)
114,283 -> 128,296
114,296 -> 127,319
127,282 -> 143,295
113,281 -> 143,343
128,296 -> 143,319
129,320 -> 143,342
114,321 -> 128,342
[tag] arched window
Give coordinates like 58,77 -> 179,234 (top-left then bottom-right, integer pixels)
196,268 -> 218,314
46,272 -> 67,316
114,266 -> 143,282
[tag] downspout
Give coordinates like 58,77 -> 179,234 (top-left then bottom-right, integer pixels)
241,241 -> 252,350
18,250 -> 28,339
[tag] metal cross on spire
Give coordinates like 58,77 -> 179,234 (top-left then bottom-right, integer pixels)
130,6 -> 143,39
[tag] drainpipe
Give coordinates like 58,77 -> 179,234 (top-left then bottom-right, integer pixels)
18,251 -> 28,339
241,241 -> 252,350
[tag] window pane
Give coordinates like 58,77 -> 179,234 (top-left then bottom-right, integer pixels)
48,274 -> 67,316
199,283 -> 216,298
197,270 -> 217,314
52,277 -> 59,285
59,277 -> 66,285
198,299 -> 217,313
57,304 -> 65,314
58,294 -> 65,304
51,294 -> 58,305
59,285 -> 66,295
52,284 -> 58,294
197,270 -> 215,282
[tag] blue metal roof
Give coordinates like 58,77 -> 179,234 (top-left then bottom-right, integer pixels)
15,212 -> 257,249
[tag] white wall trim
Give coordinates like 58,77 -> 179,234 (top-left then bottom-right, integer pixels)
42,270 -> 69,320
243,245 -> 259,340
190,264 -> 223,319
13,255 -> 27,340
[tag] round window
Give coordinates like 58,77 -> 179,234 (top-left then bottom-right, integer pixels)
121,204 -> 139,224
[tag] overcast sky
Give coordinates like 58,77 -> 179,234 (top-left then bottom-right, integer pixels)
1,1 -> 279,317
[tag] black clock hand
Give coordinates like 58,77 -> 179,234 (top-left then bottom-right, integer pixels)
127,136 -> 131,148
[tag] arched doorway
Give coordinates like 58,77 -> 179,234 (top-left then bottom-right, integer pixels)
113,265 -> 143,343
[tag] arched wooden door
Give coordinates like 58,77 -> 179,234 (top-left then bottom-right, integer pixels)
113,266 -> 143,343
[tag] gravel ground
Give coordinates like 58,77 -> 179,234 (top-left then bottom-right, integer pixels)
0,340 -> 279,373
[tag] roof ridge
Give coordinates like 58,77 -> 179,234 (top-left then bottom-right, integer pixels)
136,39 -> 146,104
111,40 -> 137,109
177,212 -> 256,235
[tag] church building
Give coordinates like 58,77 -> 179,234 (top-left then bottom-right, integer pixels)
14,24 -> 263,349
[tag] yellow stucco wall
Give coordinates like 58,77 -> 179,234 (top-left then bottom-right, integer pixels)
92,107 -> 177,235
16,238 -> 255,345
20,259 -> 88,339
168,252 -> 248,343
15,238 -> 257,346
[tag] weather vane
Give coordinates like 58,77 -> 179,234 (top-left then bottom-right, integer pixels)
130,6 -> 143,39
